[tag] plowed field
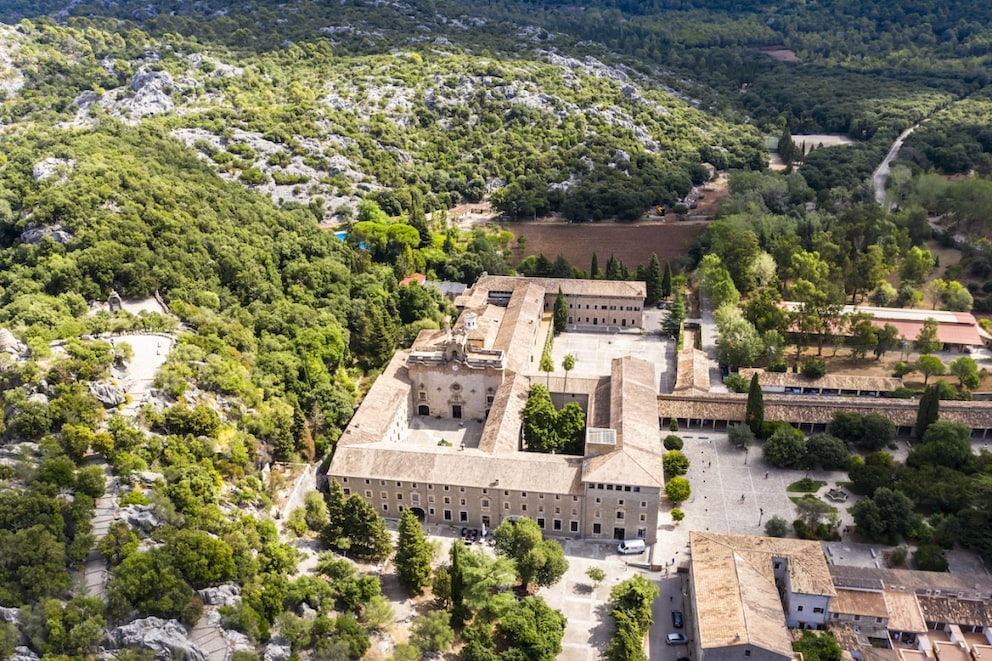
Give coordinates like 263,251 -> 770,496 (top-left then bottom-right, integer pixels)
510,221 -> 705,271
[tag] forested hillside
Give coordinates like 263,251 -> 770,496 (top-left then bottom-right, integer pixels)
1,0 -> 992,658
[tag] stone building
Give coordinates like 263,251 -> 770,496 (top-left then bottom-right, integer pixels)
326,275 -> 662,542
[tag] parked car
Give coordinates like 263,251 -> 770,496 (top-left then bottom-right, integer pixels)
672,610 -> 683,628
666,633 -> 688,645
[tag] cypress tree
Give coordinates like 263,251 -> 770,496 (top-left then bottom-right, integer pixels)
646,253 -> 662,303
590,253 -> 600,279
915,384 -> 940,440
396,509 -> 433,595
661,262 -> 672,299
745,373 -> 764,436
553,288 -> 569,335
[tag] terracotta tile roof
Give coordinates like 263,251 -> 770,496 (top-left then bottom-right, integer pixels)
918,596 -> 992,628
473,274 -> 647,299
674,348 -> 711,393
832,589 -> 888,618
883,590 -> 927,633
493,284 -> 545,374
738,368 -> 903,393
659,392 -> 992,429
691,532 -> 832,656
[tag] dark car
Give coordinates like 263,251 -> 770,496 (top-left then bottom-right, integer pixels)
672,610 -> 684,628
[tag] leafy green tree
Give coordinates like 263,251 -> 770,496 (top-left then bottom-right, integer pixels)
106,551 -> 201,625
764,516 -> 789,538
609,575 -> 659,633
915,318 -> 942,355
0,524 -> 70,605
950,356 -> 981,390
915,355 -> 946,385
607,610 -> 646,661
762,425 -> 806,469
874,323 -> 900,360
715,305 -> 764,370
665,476 -> 691,505
492,517 -> 568,588
913,544 -> 949,572
341,495 -> 393,561
98,520 -> 139,567
553,289 -> 569,335
321,479 -> 348,551
540,353 -> 554,387
22,596 -> 106,657
586,567 -> 605,588
395,509 -> 432,595
728,423 -> 755,449
908,421 -> 972,470
590,253 -> 600,279
496,596 -> 566,661
663,450 -> 689,476
805,434 -> 850,471
663,434 -> 683,451
848,452 -> 898,497
661,290 -> 686,337
671,508 -> 685,524
900,246 -> 935,286
304,491 -> 330,532
163,529 -> 237,588
698,254 -> 740,309
859,414 -> 896,451
410,610 -> 454,654
792,629 -> 842,661
851,487 -> 913,542
745,373 -> 764,435
794,496 -> 834,529
915,385 -> 940,440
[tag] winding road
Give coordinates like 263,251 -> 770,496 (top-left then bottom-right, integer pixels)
872,123 -> 922,208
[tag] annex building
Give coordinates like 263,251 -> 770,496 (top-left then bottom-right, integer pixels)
326,276 -> 667,543
688,533 -> 992,661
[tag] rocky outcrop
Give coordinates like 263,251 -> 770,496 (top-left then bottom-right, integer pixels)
105,618 -> 205,661
0,606 -> 19,623
9,647 -> 38,661
121,505 -> 161,535
197,585 -> 241,607
125,70 -> 175,117
32,158 -> 75,182
90,382 -> 127,407
262,636 -> 291,661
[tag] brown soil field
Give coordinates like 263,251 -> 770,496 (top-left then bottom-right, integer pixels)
509,221 -> 705,271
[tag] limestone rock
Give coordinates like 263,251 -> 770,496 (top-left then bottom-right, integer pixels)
20,225 -> 73,245
90,382 -> 126,407
32,157 -> 75,182
121,505 -> 161,534
197,584 -> 241,607
0,606 -> 19,623
10,647 -> 39,661
105,618 -> 204,661
262,636 -> 291,661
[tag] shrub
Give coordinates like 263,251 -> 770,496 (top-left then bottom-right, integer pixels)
663,434 -> 684,451
663,450 -> 689,476
889,546 -> 908,566
669,417 -> 679,432
724,373 -> 748,393
913,544 -> 949,572
800,358 -> 827,379
764,516 -> 788,538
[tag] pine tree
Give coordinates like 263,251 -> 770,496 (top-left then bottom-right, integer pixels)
341,495 -> 393,561
321,479 -> 348,551
646,253 -> 662,303
590,253 -> 600,279
553,288 -> 569,335
449,541 -> 467,626
605,254 -> 623,280
408,189 -> 431,247
395,509 -> 433,595
915,384 -> 940,440
661,291 -> 685,336
745,373 -> 764,436
661,262 -> 672,299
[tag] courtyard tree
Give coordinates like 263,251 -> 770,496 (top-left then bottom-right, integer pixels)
663,434 -> 683,451
492,517 -> 568,589
671,508 -> 685,524
395,509 -> 433,595
728,423 -> 755,450
586,567 -> 605,589
665,476 -> 691,505
762,425 -> 807,469
764,516 -> 789,538
562,353 -> 575,392
795,496 -> 834,530
553,288 -> 568,335
792,629 -> 843,661
496,596 -> 566,661
908,421 -> 972,470
851,487 -> 913,543
715,305 -> 764,370
661,291 -> 686,337
540,353 -> 554,386
663,450 -> 689,476
804,433 -> 850,471
745,373 -> 764,435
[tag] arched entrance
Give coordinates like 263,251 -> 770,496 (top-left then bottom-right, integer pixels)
418,405 -> 430,416
410,507 -> 426,522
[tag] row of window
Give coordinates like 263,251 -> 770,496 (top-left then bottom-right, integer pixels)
569,303 -> 641,311
342,477 -> 580,501
830,612 -> 882,623
590,483 -> 641,493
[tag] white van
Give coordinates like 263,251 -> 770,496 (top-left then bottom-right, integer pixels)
617,539 -> 646,555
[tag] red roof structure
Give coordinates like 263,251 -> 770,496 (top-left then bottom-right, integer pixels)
780,303 -> 984,347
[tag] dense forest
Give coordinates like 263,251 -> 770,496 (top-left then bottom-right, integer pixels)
1,0 -> 992,658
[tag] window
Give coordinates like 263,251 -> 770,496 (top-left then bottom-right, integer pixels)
595,497 -> 602,504
636,527 -> 646,538
460,487 -> 465,492
797,606 -> 804,612
396,482 -> 402,487
555,507 -> 561,514
382,504 -> 388,512
343,488 -> 351,495
853,615 -> 861,621
573,496 -> 579,502
443,510 -> 452,521
616,511 -> 624,520
396,493 -> 403,500
641,501 -> 647,508
443,497 -> 451,504
380,480 -> 385,486
618,499 -> 624,506
639,514 -> 646,522
427,484 -> 433,490
460,511 -> 468,522
342,478 -> 348,483
365,490 -> 372,498
595,511 -> 601,519
632,487 -> 640,493
522,492 -> 527,498
876,617 -> 883,623
553,520 -> 562,531
428,495 -> 435,503
832,613 -> 839,619
481,499 -> 490,510
813,607 -> 824,614
570,521 -> 579,533
744,652 -> 751,658
504,502 -> 510,510
593,523 -> 602,534
411,494 -> 419,504
571,508 -> 577,516
444,486 -> 450,491
521,504 -> 527,512
460,499 -> 466,506
429,508 -> 435,515
538,494 -> 544,499
537,518 -> 545,529
555,495 -> 561,500
607,485 -> 614,491
624,486 -> 631,492
774,562 -> 782,570
365,479 -> 370,485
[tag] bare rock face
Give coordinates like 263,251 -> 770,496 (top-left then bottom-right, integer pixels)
121,505 -> 162,535
32,157 -> 75,182
197,584 -> 241,607
90,382 -> 126,407
105,618 -> 205,661
20,225 -> 74,246
9,647 -> 39,661
126,69 -> 175,117
0,606 -> 19,623
263,636 -> 291,661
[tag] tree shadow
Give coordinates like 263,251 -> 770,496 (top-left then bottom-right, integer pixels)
571,581 -> 594,596
587,602 -> 615,651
